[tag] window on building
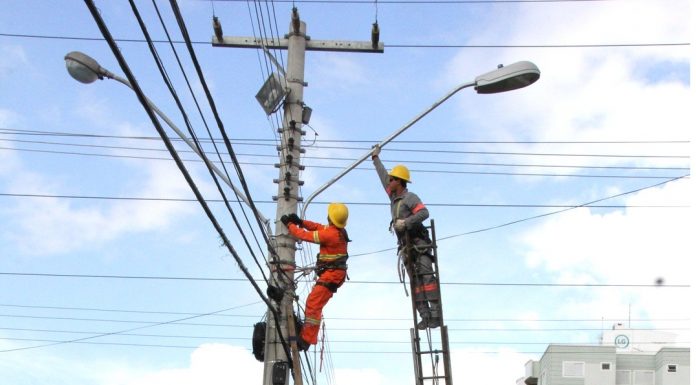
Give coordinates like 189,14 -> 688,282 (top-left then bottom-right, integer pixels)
617,370 -> 631,385
562,361 -> 585,378
667,365 -> 677,373
634,370 -> 655,385
602,363 -> 611,370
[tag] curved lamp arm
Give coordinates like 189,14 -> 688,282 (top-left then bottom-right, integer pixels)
301,81 -> 475,219
300,60 -> 540,218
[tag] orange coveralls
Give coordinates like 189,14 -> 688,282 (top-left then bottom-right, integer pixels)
287,220 -> 348,345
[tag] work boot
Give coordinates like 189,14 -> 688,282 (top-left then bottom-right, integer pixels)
428,317 -> 441,329
416,316 -> 430,330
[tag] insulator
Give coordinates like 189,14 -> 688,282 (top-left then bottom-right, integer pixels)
213,16 -> 223,41
291,7 -> 300,34
371,22 -> 380,49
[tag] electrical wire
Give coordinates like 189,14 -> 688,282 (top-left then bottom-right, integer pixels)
79,0 -> 282,356
1,304 -> 689,323
3,329 -> 686,346
2,137 -> 688,171
1,32 -> 689,48
6,191 -> 687,209
168,0 -> 295,364
136,0 -> 271,282
0,272 -> 689,287
0,303 -> 260,353
3,146 -> 687,180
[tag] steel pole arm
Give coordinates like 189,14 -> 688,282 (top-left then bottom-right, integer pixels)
301,81 -> 475,218
108,74 -> 273,231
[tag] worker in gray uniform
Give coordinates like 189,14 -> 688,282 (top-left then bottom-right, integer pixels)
371,144 -> 441,329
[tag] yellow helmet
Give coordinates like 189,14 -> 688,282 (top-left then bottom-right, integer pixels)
388,164 -> 411,183
327,202 -> 349,228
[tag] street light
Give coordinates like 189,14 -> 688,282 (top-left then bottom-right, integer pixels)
301,60 -> 540,217
64,51 -> 272,230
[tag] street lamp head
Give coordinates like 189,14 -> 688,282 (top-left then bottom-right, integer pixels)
474,61 -> 540,94
64,51 -> 110,84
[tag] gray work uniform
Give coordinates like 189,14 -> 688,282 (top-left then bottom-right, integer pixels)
373,157 -> 441,323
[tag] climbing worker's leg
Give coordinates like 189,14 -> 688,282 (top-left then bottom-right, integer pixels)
407,259 -> 431,330
404,254 -> 430,329
300,269 -> 346,345
415,253 -> 441,329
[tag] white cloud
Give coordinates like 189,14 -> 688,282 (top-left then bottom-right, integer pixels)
0,343 -> 262,385
0,44 -> 28,79
3,148 -> 198,256
518,178 -> 690,284
451,348 -> 534,385
444,1 -> 690,164
334,367 -> 391,385
108,344 -> 262,385
516,177 -> 692,342
312,55 -> 371,91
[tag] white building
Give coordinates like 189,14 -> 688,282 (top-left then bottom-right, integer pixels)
518,325 -> 690,385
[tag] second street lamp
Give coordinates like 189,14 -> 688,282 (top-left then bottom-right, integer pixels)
64,51 -> 272,231
301,60 -> 540,217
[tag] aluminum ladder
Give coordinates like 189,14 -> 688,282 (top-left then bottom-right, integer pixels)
408,219 -> 453,385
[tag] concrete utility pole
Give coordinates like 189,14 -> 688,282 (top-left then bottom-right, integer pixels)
213,8 -> 382,385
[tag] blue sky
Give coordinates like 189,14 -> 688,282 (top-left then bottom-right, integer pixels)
0,1 -> 692,385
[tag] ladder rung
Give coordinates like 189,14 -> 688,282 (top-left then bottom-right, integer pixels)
417,350 -> 445,355
420,375 -> 448,380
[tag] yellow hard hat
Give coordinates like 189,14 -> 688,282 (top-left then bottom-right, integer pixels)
327,202 -> 349,228
388,164 -> 411,183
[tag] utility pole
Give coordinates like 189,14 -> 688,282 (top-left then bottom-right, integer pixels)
213,8 -> 383,385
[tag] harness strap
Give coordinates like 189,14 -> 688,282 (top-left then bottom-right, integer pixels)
316,281 -> 340,293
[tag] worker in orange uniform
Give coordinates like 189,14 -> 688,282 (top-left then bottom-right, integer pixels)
280,202 -> 350,350
371,144 -> 441,330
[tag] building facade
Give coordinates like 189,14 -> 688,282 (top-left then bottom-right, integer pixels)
518,326 -> 690,385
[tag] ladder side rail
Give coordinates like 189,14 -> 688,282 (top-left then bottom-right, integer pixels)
409,264 -> 425,385
429,219 -> 453,385
411,328 -> 425,385
428,219 -> 444,326
441,325 -> 454,385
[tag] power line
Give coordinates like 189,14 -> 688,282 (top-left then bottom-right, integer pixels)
2,137 -> 689,172
3,135 -> 689,159
4,336 -> 688,354
2,147 -> 686,179
0,33 -> 688,48
0,328 -> 688,346
1,192 -> 688,210
1,304 -> 688,322
0,272 -> 688,287
3,128 -> 691,145
0,315 -> 687,332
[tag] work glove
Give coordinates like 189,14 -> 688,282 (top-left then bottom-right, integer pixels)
371,144 -> 381,159
394,218 -> 406,232
280,215 -> 291,226
287,213 -> 303,226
